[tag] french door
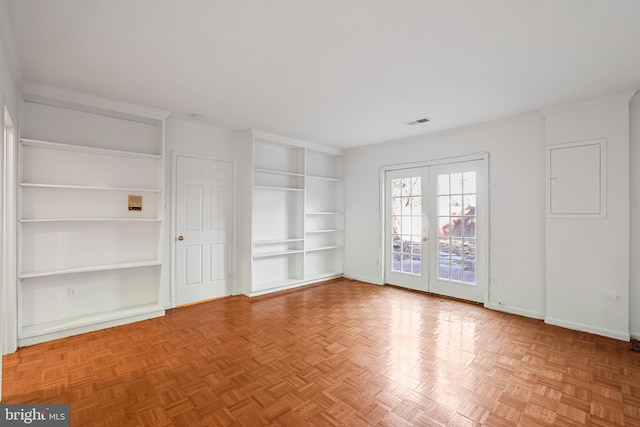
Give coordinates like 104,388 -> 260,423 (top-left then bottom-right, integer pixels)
385,159 -> 486,303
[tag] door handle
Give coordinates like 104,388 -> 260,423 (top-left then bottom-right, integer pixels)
178,235 -> 184,241
422,237 -> 427,242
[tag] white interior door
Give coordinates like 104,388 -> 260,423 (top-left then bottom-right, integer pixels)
176,156 -> 233,305
385,159 -> 486,303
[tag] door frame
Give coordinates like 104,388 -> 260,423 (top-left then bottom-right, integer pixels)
379,152 -> 490,304
170,152 -> 237,308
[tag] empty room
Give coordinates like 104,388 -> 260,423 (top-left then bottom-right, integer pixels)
0,1 -> 640,426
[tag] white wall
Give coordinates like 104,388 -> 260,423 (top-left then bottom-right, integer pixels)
543,93 -> 633,340
629,94 -> 640,339
163,119 -> 252,306
344,113 -> 547,318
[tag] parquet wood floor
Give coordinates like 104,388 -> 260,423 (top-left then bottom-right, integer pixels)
3,279 -> 640,426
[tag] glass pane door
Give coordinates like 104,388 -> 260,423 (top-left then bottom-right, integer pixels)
385,159 -> 486,303
385,168 -> 428,291
429,160 -> 485,303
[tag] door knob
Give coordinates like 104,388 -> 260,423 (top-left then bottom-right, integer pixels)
422,237 -> 427,242
178,235 -> 184,241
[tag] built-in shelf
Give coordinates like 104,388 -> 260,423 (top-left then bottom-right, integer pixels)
252,250 -> 304,259
21,138 -> 161,159
20,218 -> 161,223
306,175 -> 342,182
20,183 -> 161,192
254,185 -> 304,192
305,246 -> 342,252
254,168 -> 305,178
306,229 -> 342,234
251,131 -> 343,293
19,259 -> 161,279
19,302 -> 164,339
254,238 -> 304,245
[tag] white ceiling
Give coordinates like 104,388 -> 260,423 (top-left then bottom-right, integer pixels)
4,0 -> 640,149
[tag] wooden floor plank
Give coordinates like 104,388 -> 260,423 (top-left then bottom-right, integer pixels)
3,279 -> 640,426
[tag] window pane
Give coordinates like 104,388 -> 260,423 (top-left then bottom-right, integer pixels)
463,172 -> 476,193
438,258 -> 450,280
412,253 -> 421,275
392,234 -> 401,253
450,195 -> 463,216
401,197 -> 411,215
463,239 -> 476,260
463,261 -> 476,283
402,254 -> 411,273
464,195 -> 476,214
402,237 -> 412,254
451,238 -> 463,260
437,196 -> 449,216
392,179 -> 403,197
412,177 -> 421,196
401,178 -> 411,196
412,237 -> 421,255
438,217 -> 450,236
411,196 -> 421,216
392,198 -> 402,215
450,173 -> 463,194
437,175 -> 449,195
463,217 -> 475,237
392,253 -> 402,271
451,258 -> 463,281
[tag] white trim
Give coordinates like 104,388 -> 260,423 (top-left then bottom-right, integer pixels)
545,138 -> 607,218
379,153 -> 490,304
545,316 -> 630,341
21,82 -> 170,124
170,151 -> 238,308
3,107 -> 17,355
18,305 -> 164,347
487,303 -> 545,320
251,129 -> 343,156
540,90 -> 638,116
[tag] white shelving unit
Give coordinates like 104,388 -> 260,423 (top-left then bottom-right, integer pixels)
251,131 -> 343,295
17,96 -> 168,346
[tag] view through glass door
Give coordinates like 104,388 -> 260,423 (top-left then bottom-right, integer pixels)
385,159 -> 486,303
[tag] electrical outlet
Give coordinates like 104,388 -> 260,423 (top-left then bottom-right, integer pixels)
67,287 -> 77,297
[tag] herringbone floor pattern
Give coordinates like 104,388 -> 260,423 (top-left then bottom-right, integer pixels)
3,279 -> 640,426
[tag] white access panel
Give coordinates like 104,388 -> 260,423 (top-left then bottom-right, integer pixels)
547,139 -> 606,217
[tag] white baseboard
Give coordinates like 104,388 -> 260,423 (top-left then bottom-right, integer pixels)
487,303 -> 545,320
545,316 -> 630,341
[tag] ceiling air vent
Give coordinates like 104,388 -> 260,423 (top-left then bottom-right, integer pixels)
405,117 -> 430,126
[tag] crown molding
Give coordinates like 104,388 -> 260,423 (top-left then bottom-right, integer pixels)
540,89 -> 638,116
251,129 -> 343,155
20,81 -> 171,123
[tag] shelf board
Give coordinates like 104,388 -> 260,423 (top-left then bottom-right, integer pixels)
20,218 -> 161,223
20,182 -> 162,192
306,175 -> 342,182
306,229 -> 342,234
306,211 -> 341,215
21,138 -> 161,159
19,260 -> 162,279
305,245 -> 342,252
253,238 -> 304,245
254,168 -> 304,178
254,185 -> 304,192
19,302 -> 164,339
252,250 -> 304,259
